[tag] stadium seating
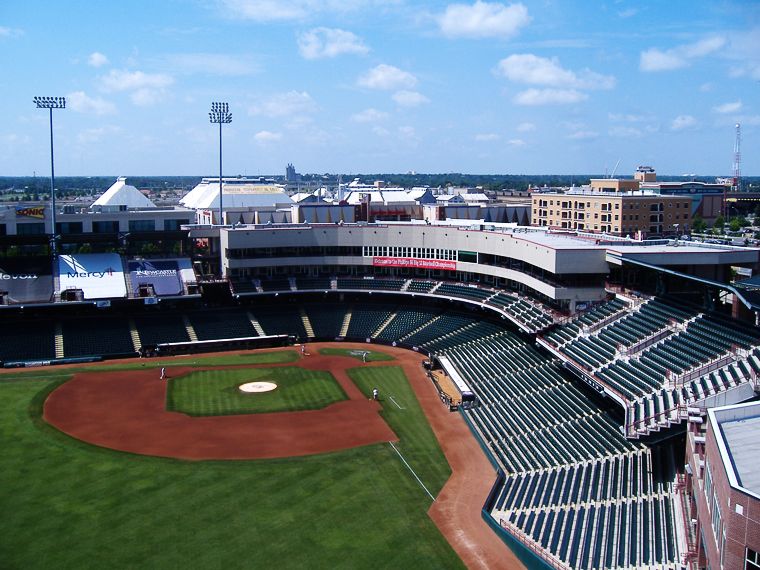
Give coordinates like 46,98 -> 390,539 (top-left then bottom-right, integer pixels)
441,328 -> 681,570
133,313 -> 191,345
304,303 -> 348,338
295,277 -> 333,291
346,305 -> 395,339
252,305 -> 308,339
0,320 -> 57,362
61,316 -> 135,358
187,309 -> 257,340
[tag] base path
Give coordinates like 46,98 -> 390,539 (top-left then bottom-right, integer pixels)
42,342 -> 522,569
43,350 -> 395,460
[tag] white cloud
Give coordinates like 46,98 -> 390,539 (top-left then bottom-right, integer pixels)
358,64 -> 417,90
87,52 -> 109,67
217,0 -> 309,21
77,125 -> 121,144
254,130 -> 283,143
392,90 -> 429,107
298,27 -> 369,59
713,101 -> 742,114
516,122 -> 535,132
618,8 -> 637,18
164,53 -> 259,76
506,138 -> 526,147
639,36 -> 726,72
670,115 -> 697,131
475,133 -> 500,141
513,88 -> 587,106
249,91 -> 316,117
0,26 -> 23,38
351,108 -> 388,123
608,112 -> 650,123
438,1 -> 530,39
66,91 -> 117,115
496,54 -> 615,90
100,69 -> 174,92
699,82 -> 714,92
372,126 -> 390,137
217,0 -> 381,22
99,69 -> 174,105
608,126 -> 643,138
567,130 -> 598,140
398,125 -> 417,140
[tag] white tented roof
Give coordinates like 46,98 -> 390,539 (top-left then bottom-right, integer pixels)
92,177 -> 155,209
180,179 -> 293,210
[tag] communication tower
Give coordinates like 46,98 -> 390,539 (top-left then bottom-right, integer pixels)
733,123 -> 742,192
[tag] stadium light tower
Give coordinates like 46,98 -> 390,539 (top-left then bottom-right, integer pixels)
33,96 -> 65,256
209,102 -> 232,226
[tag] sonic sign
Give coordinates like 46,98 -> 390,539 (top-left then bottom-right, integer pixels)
16,206 -> 45,219
372,257 -> 456,271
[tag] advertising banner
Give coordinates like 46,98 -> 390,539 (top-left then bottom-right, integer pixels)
58,253 -> 127,299
15,206 -> 45,219
128,259 -> 183,296
372,256 -> 457,271
0,257 -> 53,303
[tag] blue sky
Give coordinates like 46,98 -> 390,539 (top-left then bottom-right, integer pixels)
1,1 -> 759,176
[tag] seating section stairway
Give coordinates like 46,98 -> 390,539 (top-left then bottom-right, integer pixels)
442,330 -> 682,570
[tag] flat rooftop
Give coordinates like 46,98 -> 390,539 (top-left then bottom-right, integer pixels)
710,401 -> 760,499
720,414 -> 760,497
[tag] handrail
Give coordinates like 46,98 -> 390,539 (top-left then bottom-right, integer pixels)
499,518 -> 572,570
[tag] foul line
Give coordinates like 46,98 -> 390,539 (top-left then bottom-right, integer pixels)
388,441 -> 435,502
388,395 -> 405,410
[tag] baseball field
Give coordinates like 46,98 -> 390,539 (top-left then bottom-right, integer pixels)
0,344 -> 513,569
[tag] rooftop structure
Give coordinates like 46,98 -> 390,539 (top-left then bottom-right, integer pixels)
92,177 -> 156,210
709,401 -> 760,498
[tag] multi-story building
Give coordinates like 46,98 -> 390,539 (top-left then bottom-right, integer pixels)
531,189 -> 692,236
685,400 -> 760,570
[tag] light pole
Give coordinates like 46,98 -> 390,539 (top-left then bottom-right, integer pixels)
209,102 -> 231,278
209,102 -> 232,226
33,96 -> 65,256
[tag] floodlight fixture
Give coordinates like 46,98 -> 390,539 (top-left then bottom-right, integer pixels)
209,101 -> 232,277
33,95 -> 66,256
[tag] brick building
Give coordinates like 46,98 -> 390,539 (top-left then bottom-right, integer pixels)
685,400 -> 760,570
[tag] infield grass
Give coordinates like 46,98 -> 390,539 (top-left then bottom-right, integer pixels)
0,359 -> 463,570
318,347 -> 394,361
167,367 -> 347,415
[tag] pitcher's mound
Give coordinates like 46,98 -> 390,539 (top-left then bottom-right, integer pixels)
238,381 -> 278,393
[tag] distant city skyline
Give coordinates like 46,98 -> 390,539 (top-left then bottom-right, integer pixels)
1,1 -> 759,176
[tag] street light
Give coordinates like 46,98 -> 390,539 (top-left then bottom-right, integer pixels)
33,96 -> 65,256
209,101 -> 231,278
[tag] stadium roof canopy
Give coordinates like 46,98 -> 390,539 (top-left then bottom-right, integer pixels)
180,179 -> 293,210
92,177 -> 156,209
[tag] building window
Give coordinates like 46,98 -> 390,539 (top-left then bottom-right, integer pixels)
55,222 -> 84,235
746,547 -> 760,570
164,219 -> 188,231
128,220 -> 155,232
93,220 -> 119,233
17,222 -> 45,235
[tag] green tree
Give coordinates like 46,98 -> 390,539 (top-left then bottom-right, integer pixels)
714,215 -> 725,231
692,215 -> 706,233
730,217 -> 742,232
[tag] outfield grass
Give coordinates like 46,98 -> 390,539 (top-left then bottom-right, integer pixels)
348,366 -> 452,496
0,364 -> 463,569
318,347 -> 394,362
0,350 -> 299,384
167,367 -> 347,415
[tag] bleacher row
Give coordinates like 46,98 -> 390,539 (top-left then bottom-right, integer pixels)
0,303 -> 504,363
231,276 -> 555,332
440,329 -> 682,570
542,295 -> 760,438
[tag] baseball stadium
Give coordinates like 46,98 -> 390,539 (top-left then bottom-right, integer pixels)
2,205 -> 760,570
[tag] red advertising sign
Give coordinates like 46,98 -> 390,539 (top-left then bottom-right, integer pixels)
372,257 -> 456,271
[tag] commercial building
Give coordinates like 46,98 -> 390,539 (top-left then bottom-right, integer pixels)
685,400 -> 760,570
531,190 -> 692,236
